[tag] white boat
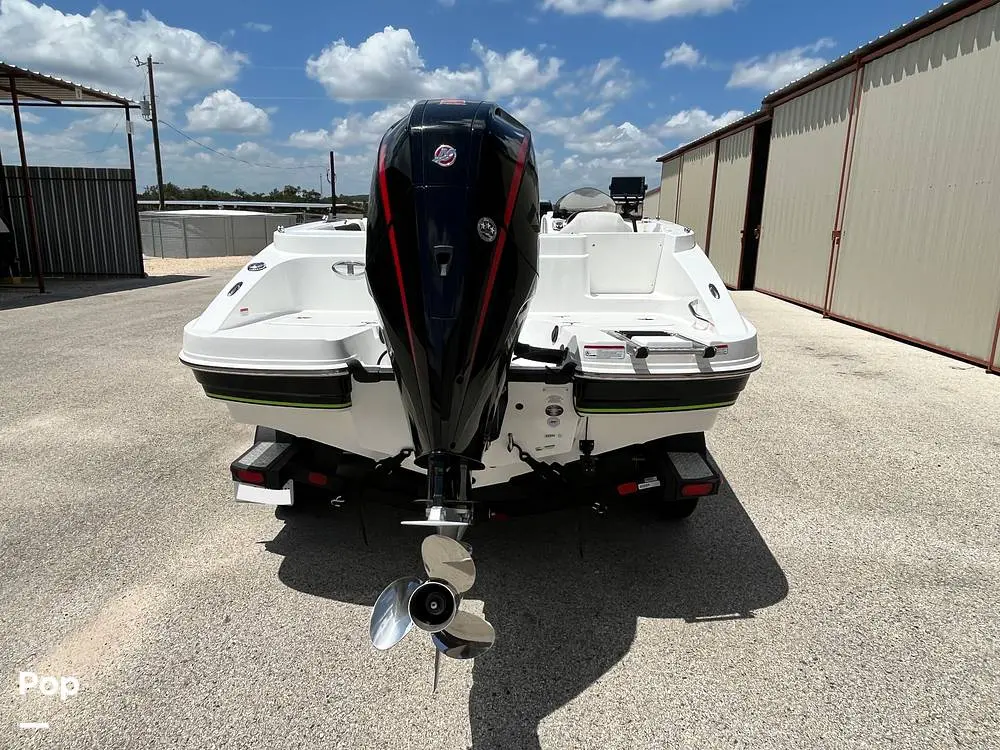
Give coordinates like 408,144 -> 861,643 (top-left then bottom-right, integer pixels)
179,99 -> 761,666
180,200 -> 760,486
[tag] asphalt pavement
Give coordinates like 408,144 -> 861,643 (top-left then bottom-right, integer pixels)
1,270 -> 998,749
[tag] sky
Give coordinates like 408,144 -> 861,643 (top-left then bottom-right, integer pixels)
0,0 -> 941,201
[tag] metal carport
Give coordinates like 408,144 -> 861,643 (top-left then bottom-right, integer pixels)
0,61 -> 140,293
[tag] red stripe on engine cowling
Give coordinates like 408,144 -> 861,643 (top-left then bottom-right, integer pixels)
378,141 -> 417,358
469,134 -> 532,366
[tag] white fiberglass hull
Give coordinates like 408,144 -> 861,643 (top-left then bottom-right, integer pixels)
180,214 -> 761,488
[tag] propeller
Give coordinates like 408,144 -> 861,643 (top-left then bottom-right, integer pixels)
369,534 -> 495,687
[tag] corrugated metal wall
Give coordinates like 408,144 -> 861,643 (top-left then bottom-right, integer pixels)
830,3 -> 1000,363
707,127 -> 753,287
1,166 -> 142,276
675,142 -> 716,247
140,212 -> 299,258
642,189 -> 660,218
755,74 -> 855,308
657,158 -> 680,221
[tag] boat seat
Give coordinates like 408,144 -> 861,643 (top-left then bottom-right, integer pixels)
562,211 -> 632,234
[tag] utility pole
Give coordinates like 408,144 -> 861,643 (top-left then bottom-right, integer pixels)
328,151 -> 336,215
135,55 -> 165,210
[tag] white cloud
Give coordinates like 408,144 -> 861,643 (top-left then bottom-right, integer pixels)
591,57 -> 619,85
507,96 -> 551,127
0,0 -> 249,103
288,100 -> 415,151
438,0 -> 456,6
651,107 -> 745,139
4,108 -> 43,125
530,103 -> 613,139
243,22 -> 271,32
662,43 -> 704,69
565,121 -> 662,156
65,109 -> 122,135
305,26 -> 481,101
587,57 -> 635,101
542,0 -> 736,21
471,40 -> 562,98
185,90 -> 271,134
727,38 -> 836,90
546,152 -> 659,201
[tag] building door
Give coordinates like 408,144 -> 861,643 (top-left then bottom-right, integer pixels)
738,119 -> 772,290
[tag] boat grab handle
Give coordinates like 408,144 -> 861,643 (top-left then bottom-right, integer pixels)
605,330 -> 717,360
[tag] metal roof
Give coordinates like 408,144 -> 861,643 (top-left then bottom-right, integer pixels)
654,0 -> 996,163
0,61 -> 134,105
656,110 -> 768,163
761,0 -> 995,105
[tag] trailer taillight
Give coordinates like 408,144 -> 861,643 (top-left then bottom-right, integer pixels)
680,481 -> 715,497
234,468 -> 265,485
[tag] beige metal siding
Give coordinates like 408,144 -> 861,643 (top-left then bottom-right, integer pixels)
643,188 -> 660,218
658,158 -> 680,221
756,73 -> 855,307
830,4 -> 1000,362
675,142 -> 716,247
708,127 -> 753,287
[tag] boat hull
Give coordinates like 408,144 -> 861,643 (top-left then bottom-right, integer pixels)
185,362 -> 756,488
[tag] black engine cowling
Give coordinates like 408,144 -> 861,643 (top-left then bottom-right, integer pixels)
366,99 -> 540,475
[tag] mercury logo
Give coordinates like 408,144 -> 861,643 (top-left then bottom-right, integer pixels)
432,144 -> 457,168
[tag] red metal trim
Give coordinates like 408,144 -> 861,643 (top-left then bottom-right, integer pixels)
753,287 -> 824,313
823,62 -> 864,315
988,303 -> 1000,374
703,142 -> 721,256
377,141 -> 417,358
826,311 -> 989,368
469,134 -> 531,365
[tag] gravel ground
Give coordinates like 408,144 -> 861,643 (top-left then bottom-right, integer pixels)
1,274 -> 998,749
143,255 -> 253,276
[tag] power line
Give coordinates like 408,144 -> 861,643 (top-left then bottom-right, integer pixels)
83,116 -> 122,154
157,118 -> 326,171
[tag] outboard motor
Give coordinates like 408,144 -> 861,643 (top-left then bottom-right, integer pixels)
366,99 -> 540,515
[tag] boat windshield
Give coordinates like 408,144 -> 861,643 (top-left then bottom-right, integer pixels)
552,187 -> 617,218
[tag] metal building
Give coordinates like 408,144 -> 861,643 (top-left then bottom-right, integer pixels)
654,0 -> 1000,374
0,62 -> 142,291
642,186 -> 660,218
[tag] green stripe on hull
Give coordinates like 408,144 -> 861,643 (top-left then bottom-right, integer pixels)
206,393 -> 352,409
576,400 -> 736,414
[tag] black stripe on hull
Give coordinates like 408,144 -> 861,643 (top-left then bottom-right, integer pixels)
574,373 -> 751,414
191,369 -> 352,409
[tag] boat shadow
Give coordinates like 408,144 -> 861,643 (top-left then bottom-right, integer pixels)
265,480 -> 788,749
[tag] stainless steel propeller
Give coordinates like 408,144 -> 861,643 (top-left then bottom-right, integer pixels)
369,534 -> 495,687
